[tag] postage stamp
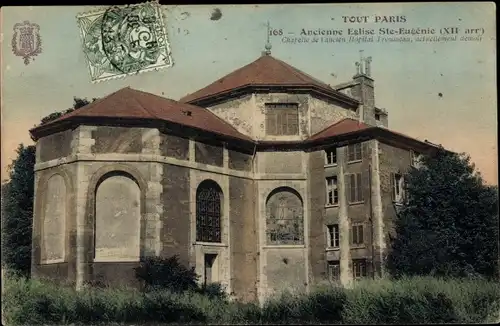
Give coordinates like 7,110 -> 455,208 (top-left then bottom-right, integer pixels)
11,20 -> 42,65
76,2 -> 173,83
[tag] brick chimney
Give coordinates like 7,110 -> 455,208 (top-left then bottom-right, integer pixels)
350,51 -> 376,125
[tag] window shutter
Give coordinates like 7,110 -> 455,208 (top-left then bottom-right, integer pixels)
267,112 -> 276,135
357,173 -> 363,201
287,111 -> 299,135
348,146 -> 354,161
359,225 -> 364,244
349,174 -> 356,202
390,172 -> 395,201
356,143 -> 362,160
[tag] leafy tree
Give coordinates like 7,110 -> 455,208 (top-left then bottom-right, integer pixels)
1,145 -> 36,276
387,148 -> 499,279
2,97 -> 95,275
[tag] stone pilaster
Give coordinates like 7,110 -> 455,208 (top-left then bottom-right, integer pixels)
339,147 -> 353,287
73,126 -> 96,290
142,129 -> 163,257
370,140 -> 385,277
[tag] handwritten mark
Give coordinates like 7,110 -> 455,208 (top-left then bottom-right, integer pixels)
210,8 -> 222,21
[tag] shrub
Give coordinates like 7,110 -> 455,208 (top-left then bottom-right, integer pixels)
134,255 -> 199,293
196,282 -> 228,300
3,274 -> 499,325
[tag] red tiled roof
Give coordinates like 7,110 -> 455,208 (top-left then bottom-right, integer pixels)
30,87 -> 438,153
307,118 -> 374,141
180,54 -> 344,104
30,87 -> 253,141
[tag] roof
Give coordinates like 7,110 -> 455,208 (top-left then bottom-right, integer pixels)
29,87 -> 253,142
180,54 -> 358,105
307,118 -> 373,142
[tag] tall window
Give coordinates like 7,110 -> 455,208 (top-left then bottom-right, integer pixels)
196,180 -> 222,243
347,173 -> 363,203
391,173 -> 404,203
266,187 -> 304,245
325,148 -> 337,165
327,224 -> 340,248
352,223 -> 364,246
326,176 -> 339,206
328,261 -> 340,282
352,259 -> 367,279
265,103 -> 299,136
347,143 -> 362,162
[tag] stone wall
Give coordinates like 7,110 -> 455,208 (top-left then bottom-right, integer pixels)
256,151 -> 304,174
228,149 -> 253,172
37,129 -> 73,162
309,96 -> 358,135
195,141 -> 223,167
161,165 -> 191,266
207,94 -> 255,137
229,177 -> 258,302
307,150 -> 328,282
378,142 -> 412,250
91,126 -> 143,154
32,164 -> 76,283
160,133 -> 190,160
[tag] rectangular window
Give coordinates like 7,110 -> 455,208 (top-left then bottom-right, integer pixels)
352,259 -> 367,279
325,148 -> 337,165
328,261 -> 341,282
347,173 -> 363,203
326,176 -> 339,205
265,103 -> 299,136
391,173 -> 404,202
352,224 -> 364,245
327,224 -> 340,248
347,143 -> 363,162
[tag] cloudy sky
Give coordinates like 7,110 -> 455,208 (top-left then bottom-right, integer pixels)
1,3 -> 497,184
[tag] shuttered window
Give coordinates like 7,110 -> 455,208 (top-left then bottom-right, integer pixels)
347,143 -> 363,162
347,173 -> 363,203
352,259 -> 367,279
351,224 -> 364,245
265,103 -> 299,135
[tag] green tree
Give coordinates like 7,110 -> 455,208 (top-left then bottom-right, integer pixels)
1,97 -> 95,275
1,144 -> 36,276
387,148 -> 499,279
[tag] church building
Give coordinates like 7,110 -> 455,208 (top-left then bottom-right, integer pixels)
29,47 -> 441,303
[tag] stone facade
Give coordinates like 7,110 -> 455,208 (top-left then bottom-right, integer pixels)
31,59 -> 434,304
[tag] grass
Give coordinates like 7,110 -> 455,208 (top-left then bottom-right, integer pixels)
2,273 -> 499,325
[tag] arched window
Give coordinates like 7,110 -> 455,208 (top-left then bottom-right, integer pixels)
196,180 -> 222,243
94,172 -> 141,261
266,187 -> 304,245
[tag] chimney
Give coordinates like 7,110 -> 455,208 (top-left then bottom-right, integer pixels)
351,51 -> 376,125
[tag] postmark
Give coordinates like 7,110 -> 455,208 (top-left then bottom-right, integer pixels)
76,2 -> 173,83
11,21 -> 42,65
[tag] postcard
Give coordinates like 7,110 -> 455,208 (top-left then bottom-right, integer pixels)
1,3 -> 497,325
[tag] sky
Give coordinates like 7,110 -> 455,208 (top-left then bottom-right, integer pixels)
0,3 -> 497,184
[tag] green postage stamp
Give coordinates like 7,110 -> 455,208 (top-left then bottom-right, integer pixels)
76,1 -> 173,83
